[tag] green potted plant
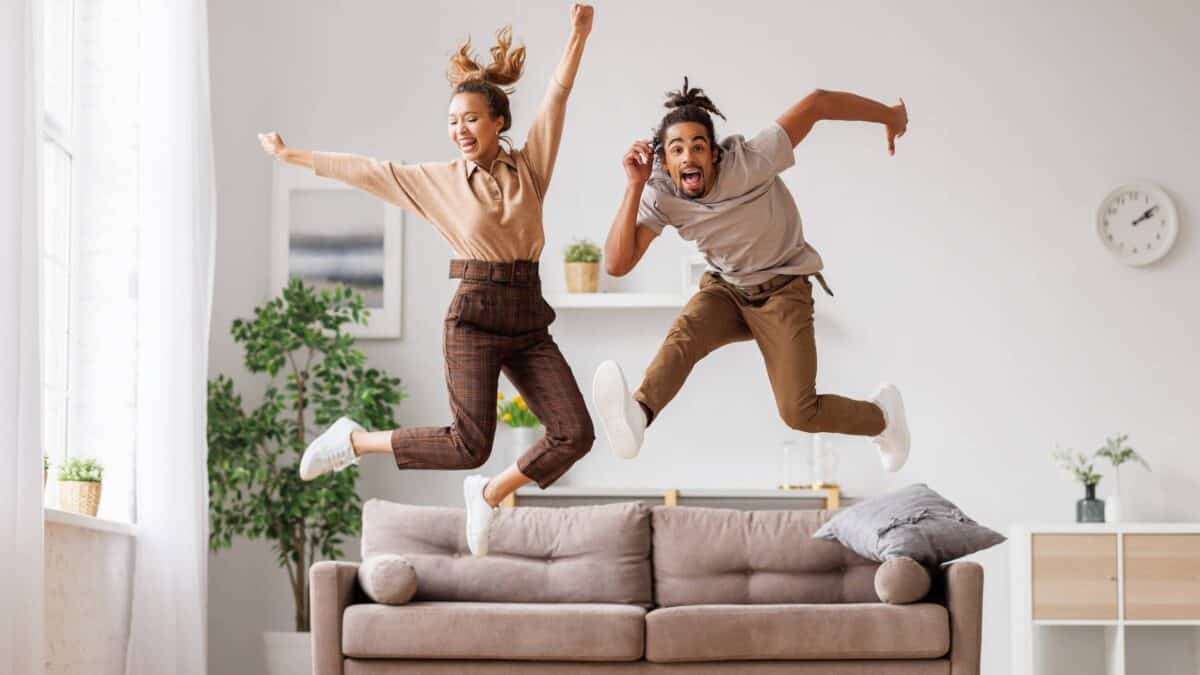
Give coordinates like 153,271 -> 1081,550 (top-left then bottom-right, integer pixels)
497,391 -> 542,466
57,456 -> 103,516
564,238 -> 602,293
1093,434 -> 1149,523
208,280 -> 406,675
1051,446 -> 1104,523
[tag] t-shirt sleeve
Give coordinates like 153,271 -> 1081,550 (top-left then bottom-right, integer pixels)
636,188 -> 670,234
312,151 -> 429,216
734,122 -> 796,186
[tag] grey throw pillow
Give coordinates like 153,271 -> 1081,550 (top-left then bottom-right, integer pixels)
812,484 -> 1005,567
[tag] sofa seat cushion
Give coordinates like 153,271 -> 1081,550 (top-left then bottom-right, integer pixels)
645,603 -> 949,663
342,602 -> 646,662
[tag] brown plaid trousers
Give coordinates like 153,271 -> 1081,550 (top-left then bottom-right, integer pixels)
390,260 -> 594,488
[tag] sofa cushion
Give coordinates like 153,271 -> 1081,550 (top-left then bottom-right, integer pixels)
645,603 -> 950,663
342,602 -> 646,661
361,500 -> 652,604
651,506 -> 880,607
874,557 -> 932,605
357,554 -> 417,605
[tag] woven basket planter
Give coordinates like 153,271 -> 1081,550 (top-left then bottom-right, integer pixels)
59,480 -> 102,516
565,262 -> 599,293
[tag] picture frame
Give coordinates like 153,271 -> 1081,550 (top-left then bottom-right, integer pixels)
271,163 -> 403,339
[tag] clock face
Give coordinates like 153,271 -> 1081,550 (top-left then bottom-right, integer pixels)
1096,183 -> 1178,266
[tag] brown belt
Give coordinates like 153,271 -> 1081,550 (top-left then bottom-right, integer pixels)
449,259 -> 540,286
730,272 -> 834,298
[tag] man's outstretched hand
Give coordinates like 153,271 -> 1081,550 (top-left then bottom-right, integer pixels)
887,98 -> 907,156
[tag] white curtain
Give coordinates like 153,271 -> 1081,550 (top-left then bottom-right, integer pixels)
0,0 -> 45,674
125,0 -> 216,673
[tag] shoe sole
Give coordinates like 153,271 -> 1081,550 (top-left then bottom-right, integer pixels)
593,362 -> 639,460
882,385 -> 911,472
463,478 -> 488,557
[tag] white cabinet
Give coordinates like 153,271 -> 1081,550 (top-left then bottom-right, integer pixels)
1012,524 -> 1200,675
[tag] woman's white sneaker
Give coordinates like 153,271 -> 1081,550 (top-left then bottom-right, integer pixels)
463,474 -> 496,557
299,417 -> 365,481
592,361 -> 647,459
872,384 -> 911,472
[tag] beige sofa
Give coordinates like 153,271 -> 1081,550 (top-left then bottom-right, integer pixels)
311,500 -> 983,674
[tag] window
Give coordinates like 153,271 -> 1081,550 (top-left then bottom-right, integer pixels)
41,0 -> 76,482
41,0 -> 140,522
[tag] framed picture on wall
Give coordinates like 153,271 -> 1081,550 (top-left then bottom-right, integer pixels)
270,164 -> 403,339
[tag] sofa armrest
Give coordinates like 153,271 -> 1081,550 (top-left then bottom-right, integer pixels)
936,560 -> 983,675
310,561 -> 361,675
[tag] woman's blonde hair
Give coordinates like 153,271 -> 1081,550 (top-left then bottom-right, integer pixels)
446,26 -> 526,137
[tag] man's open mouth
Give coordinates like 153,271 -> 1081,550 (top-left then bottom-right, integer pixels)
681,168 -> 703,192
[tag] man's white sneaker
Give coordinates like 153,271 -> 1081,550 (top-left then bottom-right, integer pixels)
299,417 -> 365,481
463,474 -> 496,557
592,361 -> 646,459
872,384 -> 911,472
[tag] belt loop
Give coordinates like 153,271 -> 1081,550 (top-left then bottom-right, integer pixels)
813,273 -> 834,297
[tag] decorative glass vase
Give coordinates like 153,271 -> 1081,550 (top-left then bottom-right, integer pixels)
1076,483 -> 1105,523
778,440 -> 808,489
810,434 -> 838,488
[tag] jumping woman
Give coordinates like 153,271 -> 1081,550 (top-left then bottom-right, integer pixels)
258,4 -> 595,557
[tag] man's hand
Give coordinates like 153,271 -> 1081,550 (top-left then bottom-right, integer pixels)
571,3 -> 593,38
623,140 -> 653,187
886,98 -> 907,156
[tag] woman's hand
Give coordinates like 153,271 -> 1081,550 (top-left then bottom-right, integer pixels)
886,98 -> 907,156
572,3 -> 594,38
623,139 -> 653,187
257,131 -> 286,160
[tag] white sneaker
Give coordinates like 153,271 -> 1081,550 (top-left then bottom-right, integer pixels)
872,384 -> 911,472
463,474 -> 496,557
592,361 -> 646,459
299,417 -> 365,481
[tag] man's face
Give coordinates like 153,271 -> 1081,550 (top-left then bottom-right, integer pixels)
662,121 -> 717,198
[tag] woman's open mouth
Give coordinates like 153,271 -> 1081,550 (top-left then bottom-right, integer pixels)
458,138 -> 478,153
681,168 -> 704,192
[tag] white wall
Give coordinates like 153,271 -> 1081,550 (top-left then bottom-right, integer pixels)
206,1 -> 1200,674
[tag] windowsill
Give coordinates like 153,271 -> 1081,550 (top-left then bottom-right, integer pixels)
44,507 -> 137,537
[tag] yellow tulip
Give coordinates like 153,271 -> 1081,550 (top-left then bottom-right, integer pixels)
503,413 -> 513,423
497,392 -> 504,400
516,399 -> 527,410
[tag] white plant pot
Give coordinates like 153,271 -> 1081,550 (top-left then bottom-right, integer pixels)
263,631 -> 311,675
509,426 -> 542,466
1105,470 -> 1124,523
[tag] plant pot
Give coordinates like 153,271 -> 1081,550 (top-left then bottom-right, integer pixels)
565,262 -> 599,293
58,480 -> 102,516
263,631 -> 311,675
508,426 -> 543,466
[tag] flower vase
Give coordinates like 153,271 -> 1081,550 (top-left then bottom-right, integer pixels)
1105,469 -> 1123,523
1076,483 -> 1105,523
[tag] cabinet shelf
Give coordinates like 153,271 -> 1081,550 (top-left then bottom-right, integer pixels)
544,292 -> 687,309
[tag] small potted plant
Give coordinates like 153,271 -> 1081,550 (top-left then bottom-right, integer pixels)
1051,446 -> 1103,523
1093,434 -> 1149,523
57,456 -> 103,516
498,392 -> 542,465
564,238 -> 601,293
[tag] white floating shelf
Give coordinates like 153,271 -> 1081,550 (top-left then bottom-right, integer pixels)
545,292 -> 688,309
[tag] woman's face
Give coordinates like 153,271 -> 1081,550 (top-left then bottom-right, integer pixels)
448,92 -> 504,164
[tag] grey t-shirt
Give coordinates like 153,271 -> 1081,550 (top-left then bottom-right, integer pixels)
637,122 -> 822,287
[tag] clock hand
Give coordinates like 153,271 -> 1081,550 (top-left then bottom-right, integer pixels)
1130,205 -> 1159,226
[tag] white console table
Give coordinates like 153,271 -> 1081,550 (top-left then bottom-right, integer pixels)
1011,523 -> 1200,675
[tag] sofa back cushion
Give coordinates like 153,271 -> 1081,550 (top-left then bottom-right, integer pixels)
362,499 -> 652,605
651,506 -> 880,607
